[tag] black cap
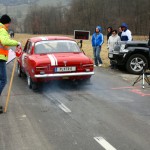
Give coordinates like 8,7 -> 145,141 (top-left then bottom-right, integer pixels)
0,14 -> 11,24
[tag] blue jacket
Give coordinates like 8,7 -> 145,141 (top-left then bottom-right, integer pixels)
92,26 -> 104,47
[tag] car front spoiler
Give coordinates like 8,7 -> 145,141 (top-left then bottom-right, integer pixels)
34,72 -> 95,78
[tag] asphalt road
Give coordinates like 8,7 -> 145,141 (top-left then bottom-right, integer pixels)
0,61 -> 150,150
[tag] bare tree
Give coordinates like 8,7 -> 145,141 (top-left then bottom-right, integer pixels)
23,0 -> 150,35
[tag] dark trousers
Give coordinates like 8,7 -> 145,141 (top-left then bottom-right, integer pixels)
0,61 -> 7,95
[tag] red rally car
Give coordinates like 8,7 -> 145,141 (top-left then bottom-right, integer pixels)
17,36 -> 94,90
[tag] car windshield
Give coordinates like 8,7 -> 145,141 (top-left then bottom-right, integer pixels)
34,40 -> 81,54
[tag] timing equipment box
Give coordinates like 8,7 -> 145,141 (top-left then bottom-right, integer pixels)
74,30 -> 90,40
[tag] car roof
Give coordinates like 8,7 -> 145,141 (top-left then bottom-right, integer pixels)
29,36 -> 75,43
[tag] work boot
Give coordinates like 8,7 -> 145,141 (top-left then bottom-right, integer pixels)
0,106 -> 3,114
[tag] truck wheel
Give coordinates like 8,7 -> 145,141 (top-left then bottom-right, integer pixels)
126,54 -> 148,74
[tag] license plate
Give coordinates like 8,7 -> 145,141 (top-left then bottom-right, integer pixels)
109,53 -> 113,58
55,66 -> 76,72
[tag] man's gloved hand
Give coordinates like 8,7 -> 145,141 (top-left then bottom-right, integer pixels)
17,42 -> 21,47
16,43 -> 22,57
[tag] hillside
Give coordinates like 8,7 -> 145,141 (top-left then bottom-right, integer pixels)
0,0 -> 71,19
0,0 -> 70,6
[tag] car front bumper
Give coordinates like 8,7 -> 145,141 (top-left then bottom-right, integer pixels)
108,52 -> 127,65
34,71 -> 94,78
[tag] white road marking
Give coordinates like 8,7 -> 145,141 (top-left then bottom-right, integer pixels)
94,137 -> 117,150
58,103 -> 71,113
21,115 -> 27,118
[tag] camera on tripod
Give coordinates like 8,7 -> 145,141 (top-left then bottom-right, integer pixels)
132,62 -> 150,89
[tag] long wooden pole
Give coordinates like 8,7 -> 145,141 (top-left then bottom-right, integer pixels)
4,57 -> 17,113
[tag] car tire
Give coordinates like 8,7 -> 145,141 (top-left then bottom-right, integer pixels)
27,75 -> 32,89
80,77 -> 91,84
126,54 -> 148,74
17,63 -> 22,77
83,77 -> 91,82
32,82 -> 38,91
27,75 -> 38,90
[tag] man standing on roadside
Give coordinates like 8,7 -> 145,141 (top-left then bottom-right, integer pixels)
148,32 -> 150,49
91,25 -> 104,67
148,32 -> 150,61
108,29 -> 121,69
120,23 -> 132,41
0,14 -> 21,113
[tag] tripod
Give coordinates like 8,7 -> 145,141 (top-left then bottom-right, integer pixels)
132,64 -> 150,89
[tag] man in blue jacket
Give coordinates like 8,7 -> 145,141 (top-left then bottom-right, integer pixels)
91,26 -> 104,67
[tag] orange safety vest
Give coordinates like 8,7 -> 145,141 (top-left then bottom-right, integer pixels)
0,44 -> 9,56
0,24 -> 9,58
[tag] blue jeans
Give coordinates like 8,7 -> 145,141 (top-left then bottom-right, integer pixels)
93,46 -> 103,66
0,61 -> 7,95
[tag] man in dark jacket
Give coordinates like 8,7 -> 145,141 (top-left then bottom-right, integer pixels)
107,26 -> 113,41
148,32 -> 150,60
148,32 -> 150,48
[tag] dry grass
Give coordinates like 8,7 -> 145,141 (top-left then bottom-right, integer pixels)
14,33 -> 148,68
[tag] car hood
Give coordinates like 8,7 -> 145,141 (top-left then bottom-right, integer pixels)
32,52 -> 92,66
118,40 -> 148,44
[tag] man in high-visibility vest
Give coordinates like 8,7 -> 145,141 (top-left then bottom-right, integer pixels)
0,14 -> 21,113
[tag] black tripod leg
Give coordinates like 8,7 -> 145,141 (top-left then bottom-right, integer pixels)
132,75 -> 142,86
142,73 -> 145,89
144,75 -> 150,85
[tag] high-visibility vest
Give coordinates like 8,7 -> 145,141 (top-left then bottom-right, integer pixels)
0,44 -> 9,61
0,24 -> 9,61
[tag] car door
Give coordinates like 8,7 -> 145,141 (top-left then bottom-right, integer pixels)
22,41 -> 32,73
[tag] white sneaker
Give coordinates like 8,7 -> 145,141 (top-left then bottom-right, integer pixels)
98,64 -> 102,67
94,65 -> 97,67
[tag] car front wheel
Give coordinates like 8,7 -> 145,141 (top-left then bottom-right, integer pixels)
27,75 -> 32,89
126,54 -> 148,74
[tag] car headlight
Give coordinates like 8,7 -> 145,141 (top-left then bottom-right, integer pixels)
120,49 -> 129,53
120,44 -> 129,52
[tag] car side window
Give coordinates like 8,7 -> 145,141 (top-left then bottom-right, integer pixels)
26,42 -> 32,54
23,41 -> 29,53
23,41 -> 32,54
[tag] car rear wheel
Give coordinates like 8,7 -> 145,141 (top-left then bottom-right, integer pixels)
126,54 -> 148,74
79,77 -> 91,84
17,63 -> 22,77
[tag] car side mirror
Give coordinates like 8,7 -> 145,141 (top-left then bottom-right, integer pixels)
77,40 -> 83,49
